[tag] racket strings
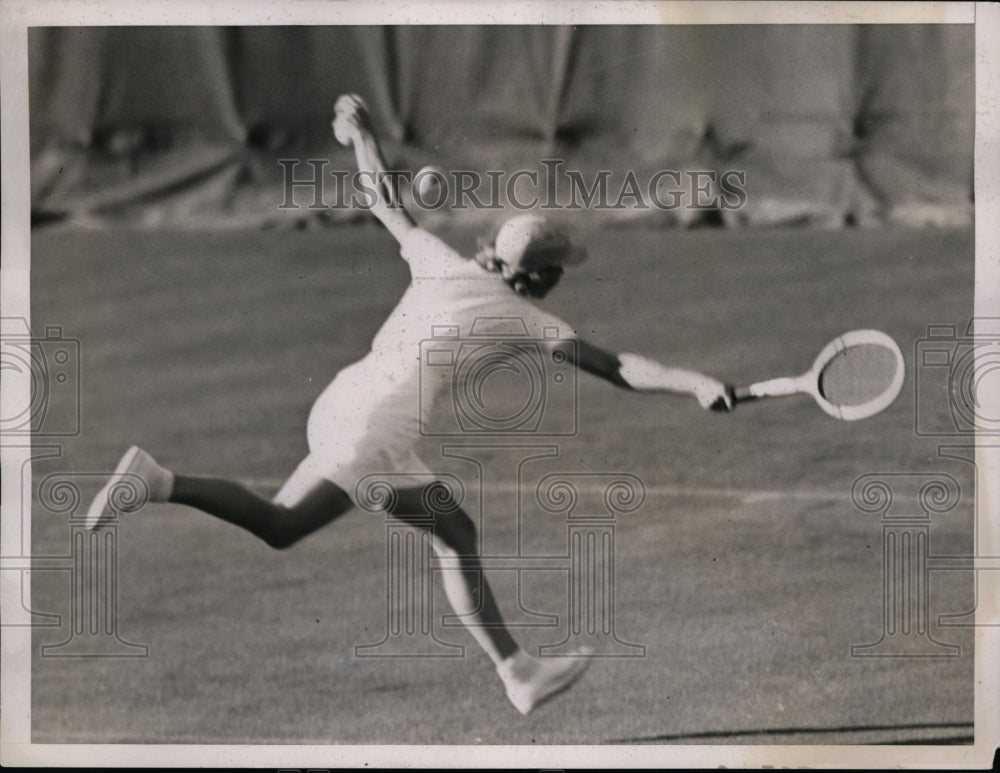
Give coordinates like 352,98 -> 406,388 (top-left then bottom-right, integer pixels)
817,343 -> 901,407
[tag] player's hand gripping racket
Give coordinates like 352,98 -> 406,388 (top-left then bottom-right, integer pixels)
731,329 -> 905,420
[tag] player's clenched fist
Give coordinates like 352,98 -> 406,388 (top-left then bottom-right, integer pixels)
694,377 -> 735,412
332,93 -> 371,146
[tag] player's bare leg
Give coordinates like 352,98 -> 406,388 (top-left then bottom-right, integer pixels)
391,485 -> 591,715
87,449 -> 591,712
169,470 -> 354,549
389,487 -> 519,664
86,446 -> 354,548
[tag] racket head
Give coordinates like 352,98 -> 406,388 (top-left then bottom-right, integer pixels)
806,329 -> 905,420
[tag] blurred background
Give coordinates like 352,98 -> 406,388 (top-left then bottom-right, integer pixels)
29,24 -> 973,230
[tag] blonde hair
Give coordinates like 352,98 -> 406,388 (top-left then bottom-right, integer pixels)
474,232 -> 563,298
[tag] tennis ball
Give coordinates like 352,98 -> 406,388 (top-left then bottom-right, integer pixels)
413,165 -> 447,206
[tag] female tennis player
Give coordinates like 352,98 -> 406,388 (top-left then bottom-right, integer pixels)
87,94 -> 733,716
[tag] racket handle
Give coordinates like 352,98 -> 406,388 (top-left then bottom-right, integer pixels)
733,377 -> 802,403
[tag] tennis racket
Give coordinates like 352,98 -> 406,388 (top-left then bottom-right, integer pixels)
732,329 -> 905,420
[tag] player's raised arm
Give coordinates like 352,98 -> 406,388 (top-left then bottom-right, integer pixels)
568,339 -> 734,411
332,94 -> 417,244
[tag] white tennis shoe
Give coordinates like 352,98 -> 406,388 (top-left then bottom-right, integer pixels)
85,446 -> 174,530
496,647 -> 592,715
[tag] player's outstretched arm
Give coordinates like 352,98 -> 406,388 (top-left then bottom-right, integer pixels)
569,339 -> 734,411
332,94 -> 417,244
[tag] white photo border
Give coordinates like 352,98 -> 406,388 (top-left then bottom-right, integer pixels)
2,1 -> 996,768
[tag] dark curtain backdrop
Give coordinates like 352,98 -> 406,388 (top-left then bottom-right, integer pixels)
28,25 -> 974,228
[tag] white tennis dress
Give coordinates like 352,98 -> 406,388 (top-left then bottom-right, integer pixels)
303,228 -> 574,500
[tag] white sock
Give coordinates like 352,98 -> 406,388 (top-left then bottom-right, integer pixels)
135,448 -> 174,502
496,648 -> 535,683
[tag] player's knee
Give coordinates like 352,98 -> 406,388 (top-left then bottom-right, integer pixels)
261,504 -> 301,550
264,529 -> 299,550
433,509 -> 479,555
